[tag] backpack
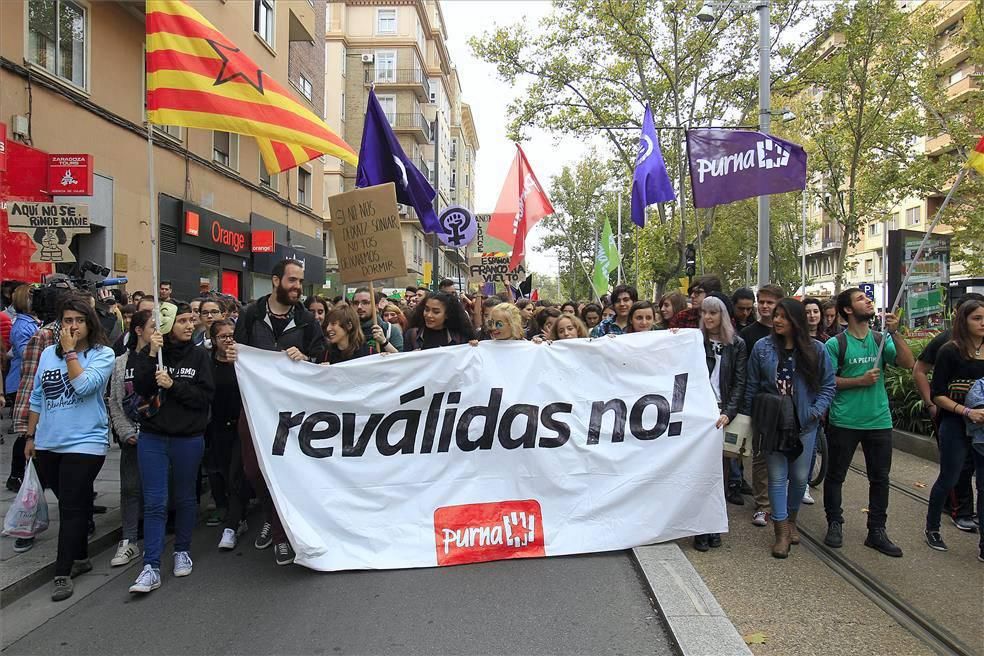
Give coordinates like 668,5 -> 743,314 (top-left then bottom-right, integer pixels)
835,330 -> 883,376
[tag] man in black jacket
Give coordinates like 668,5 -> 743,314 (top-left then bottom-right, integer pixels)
231,259 -> 325,566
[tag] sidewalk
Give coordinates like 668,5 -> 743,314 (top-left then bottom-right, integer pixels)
0,414 -> 123,607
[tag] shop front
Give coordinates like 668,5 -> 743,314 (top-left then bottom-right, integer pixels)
159,195 -> 252,302
249,212 -> 325,301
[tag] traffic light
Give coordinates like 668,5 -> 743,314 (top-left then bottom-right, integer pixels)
685,244 -> 696,278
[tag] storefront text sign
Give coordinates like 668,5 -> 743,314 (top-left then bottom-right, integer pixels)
181,203 -> 250,256
7,201 -> 90,263
328,183 -> 407,284
48,154 -> 94,196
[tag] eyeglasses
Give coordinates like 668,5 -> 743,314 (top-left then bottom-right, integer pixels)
484,320 -> 505,329
216,334 -> 235,342
201,310 -> 223,316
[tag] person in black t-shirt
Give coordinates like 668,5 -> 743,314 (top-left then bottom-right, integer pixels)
323,305 -> 372,364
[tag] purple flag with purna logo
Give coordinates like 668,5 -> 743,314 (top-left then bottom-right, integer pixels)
686,129 -> 807,208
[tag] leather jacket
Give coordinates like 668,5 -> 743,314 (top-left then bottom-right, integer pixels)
704,335 -> 748,421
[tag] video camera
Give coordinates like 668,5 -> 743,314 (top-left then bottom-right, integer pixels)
30,260 -> 128,323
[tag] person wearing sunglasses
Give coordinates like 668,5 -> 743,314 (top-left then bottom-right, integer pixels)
483,304 -> 526,341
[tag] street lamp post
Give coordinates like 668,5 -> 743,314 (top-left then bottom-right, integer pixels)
698,0 -> 771,286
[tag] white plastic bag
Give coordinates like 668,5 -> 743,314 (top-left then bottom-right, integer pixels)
2,458 -> 49,538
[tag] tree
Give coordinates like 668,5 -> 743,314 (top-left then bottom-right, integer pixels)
471,0 -> 815,293
791,0 -> 930,293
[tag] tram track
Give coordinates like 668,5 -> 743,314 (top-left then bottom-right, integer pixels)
796,524 -> 977,656
847,464 -> 931,505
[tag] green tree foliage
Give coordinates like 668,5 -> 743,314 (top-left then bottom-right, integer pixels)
470,0 -> 814,293
788,0 -> 933,293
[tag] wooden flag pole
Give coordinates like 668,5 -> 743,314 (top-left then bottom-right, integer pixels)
368,278 -> 378,325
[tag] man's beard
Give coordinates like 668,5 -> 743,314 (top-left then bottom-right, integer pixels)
856,309 -> 876,322
275,284 -> 296,306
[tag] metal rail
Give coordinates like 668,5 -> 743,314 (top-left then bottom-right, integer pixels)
847,464 -> 931,506
797,526 -> 977,656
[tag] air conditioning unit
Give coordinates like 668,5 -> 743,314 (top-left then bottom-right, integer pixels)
361,53 -> 374,63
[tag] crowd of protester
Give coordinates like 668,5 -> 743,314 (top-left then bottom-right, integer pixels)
0,262 -> 981,603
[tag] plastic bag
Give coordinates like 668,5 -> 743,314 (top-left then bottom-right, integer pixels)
2,458 -> 49,538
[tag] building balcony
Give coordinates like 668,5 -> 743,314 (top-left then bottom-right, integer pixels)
933,0 -> 970,32
365,69 -> 430,103
925,133 -> 954,156
286,0 -> 316,43
820,239 -> 842,252
947,73 -> 979,100
415,157 -> 431,184
938,35 -> 968,69
391,112 -> 431,144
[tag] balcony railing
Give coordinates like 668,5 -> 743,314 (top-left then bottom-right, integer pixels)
391,112 -> 431,143
365,68 -> 429,101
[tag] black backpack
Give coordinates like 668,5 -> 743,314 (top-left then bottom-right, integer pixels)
834,330 -> 883,376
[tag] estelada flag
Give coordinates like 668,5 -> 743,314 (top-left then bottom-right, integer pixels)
145,0 -> 357,173
487,145 -> 554,271
968,136 -> 984,176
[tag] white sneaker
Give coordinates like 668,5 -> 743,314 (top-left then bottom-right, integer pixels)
129,565 -> 161,594
218,528 -> 237,551
173,551 -> 193,577
752,510 -> 770,526
802,490 -> 815,505
110,539 -> 140,567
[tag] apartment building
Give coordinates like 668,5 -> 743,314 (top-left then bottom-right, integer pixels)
0,0 -> 330,301
801,0 -> 980,312
323,0 -> 479,292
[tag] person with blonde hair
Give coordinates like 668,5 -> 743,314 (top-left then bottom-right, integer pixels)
484,303 -> 526,340
381,303 -> 408,333
549,314 -> 589,340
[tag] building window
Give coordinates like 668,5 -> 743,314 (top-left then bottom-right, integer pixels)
868,222 -> 880,236
465,173 -> 470,188
156,124 -> 182,141
298,74 -> 313,100
259,160 -> 278,191
341,46 -> 347,77
27,0 -> 87,88
416,17 -> 426,52
450,169 -> 456,190
375,50 -> 396,82
429,78 -> 438,104
340,92 -> 346,121
254,0 -> 274,46
451,139 -> 458,160
213,131 -> 239,170
906,206 -> 921,225
948,68 -> 967,86
377,94 -> 396,123
325,0 -> 331,31
376,8 -> 397,34
864,259 -> 873,276
298,167 -> 312,207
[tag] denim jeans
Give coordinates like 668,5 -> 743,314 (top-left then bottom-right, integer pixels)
138,432 -> 204,569
119,441 -> 142,542
927,416 -> 977,532
766,427 -> 817,522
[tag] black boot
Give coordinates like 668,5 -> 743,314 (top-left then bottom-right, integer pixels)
708,533 -> 722,548
725,486 -> 745,505
864,527 -> 903,557
693,534 -> 710,552
824,521 -> 843,548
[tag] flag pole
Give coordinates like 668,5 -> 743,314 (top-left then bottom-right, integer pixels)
146,120 -> 164,369
874,166 -> 970,365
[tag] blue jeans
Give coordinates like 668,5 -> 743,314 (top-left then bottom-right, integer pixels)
767,427 -> 817,522
138,432 -> 204,569
927,416 -> 979,533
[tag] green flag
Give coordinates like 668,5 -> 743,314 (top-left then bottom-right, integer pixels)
592,218 -> 619,297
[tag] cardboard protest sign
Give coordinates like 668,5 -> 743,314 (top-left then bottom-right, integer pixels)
474,213 -> 512,255
328,183 -> 407,284
467,253 -> 528,287
6,201 -> 90,263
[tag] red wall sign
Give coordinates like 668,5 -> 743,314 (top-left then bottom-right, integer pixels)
251,229 -> 275,253
48,154 -> 93,195
185,210 -> 200,236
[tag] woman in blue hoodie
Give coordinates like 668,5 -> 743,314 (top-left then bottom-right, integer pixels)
25,294 -> 115,602
743,299 -> 835,559
129,302 -> 214,595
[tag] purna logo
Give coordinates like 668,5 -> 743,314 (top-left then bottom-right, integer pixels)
434,500 -> 545,566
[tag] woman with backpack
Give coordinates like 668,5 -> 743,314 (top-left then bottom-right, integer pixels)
128,302 -> 214,594
106,309 -> 154,568
743,299 -> 835,559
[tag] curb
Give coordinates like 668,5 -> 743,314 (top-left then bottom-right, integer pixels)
631,543 -> 752,656
891,429 -> 938,463
0,511 -> 122,609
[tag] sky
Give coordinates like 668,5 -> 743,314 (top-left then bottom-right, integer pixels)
440,0 -> 605,278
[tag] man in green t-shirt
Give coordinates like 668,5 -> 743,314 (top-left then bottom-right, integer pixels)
822,288 -> 914,557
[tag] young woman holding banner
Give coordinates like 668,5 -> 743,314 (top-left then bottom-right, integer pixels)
323,305 -> 372,363
743,299 -> 835,559
626,301 -> 658,333
549,314 -> 589,341
484,304 -> 526,341
403,292 -> 475,351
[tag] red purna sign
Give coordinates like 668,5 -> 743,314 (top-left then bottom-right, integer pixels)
434,499 -> 545,566
48,154 -> 93,195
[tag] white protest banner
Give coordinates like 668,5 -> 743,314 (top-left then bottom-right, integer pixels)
236,330 -> 726,572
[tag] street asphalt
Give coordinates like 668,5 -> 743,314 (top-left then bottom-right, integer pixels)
3,522 -> 677,656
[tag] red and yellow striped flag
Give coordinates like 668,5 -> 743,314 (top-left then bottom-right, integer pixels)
968,136 -> 984,176
146,0 -> 357,173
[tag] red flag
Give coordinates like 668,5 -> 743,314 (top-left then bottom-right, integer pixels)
487,144 -> 554,271
531,289 -> 539,302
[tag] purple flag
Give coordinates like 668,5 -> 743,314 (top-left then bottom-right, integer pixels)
631,106 -> 676,227
686,129 -> 807,208
357,89 -> 439,233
